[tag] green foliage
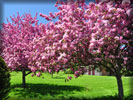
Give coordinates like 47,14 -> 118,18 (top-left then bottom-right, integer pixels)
124,71 -> 133,76
64,69 -> 74,74
0,57 -> 10,100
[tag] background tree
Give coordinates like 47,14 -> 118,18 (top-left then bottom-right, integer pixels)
1,13 -> 40,88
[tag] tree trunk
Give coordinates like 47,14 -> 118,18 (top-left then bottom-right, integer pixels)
22,69 -> 26,88
116,74 -> 124,100
51,72 -> 53,78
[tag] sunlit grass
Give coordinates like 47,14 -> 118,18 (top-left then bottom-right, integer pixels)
8,71 -> 133,100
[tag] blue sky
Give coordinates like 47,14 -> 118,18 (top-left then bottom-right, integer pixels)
3,1 -> 58,24
3,0 -> 95,24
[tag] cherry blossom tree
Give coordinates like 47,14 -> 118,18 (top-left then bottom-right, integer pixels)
88,0 -> 133,99
1,13 -> 40,88
29,0 -> 91,79
31,0 -> 132,99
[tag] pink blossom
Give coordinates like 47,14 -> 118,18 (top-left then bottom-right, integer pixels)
123,57 -> 128,61
31,67 -> 37,73
74,71 -> 80,78
48,69 -> 52,73
126,8 -> 133,17
31,73 -> 35,77
36,72 -> 41,77
40,13 -> 52,21
49,12 -> 56,19
67,76 -> 72,80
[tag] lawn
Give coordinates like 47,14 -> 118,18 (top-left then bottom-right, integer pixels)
8,71 -> 133,100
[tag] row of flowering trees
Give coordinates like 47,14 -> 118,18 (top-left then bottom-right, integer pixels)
0,0 -> 132,99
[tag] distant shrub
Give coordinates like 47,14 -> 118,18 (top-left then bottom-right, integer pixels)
0,57 -> 10,100
64,69 -> 74,74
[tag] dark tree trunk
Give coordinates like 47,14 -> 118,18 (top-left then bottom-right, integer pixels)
51,72 -> 53,78
116,74 -> 124,100
22,69 -> 26,88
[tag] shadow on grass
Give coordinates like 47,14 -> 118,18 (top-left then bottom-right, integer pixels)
63,95 -> 133,100
59,95 -> 133,100
11,83 -> 85,99
52,76 -> 66,79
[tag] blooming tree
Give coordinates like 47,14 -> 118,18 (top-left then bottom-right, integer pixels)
87,0 -> 133,99
1,13 -> 40,88
29,0 -> 92,78
31,0 -> 132,99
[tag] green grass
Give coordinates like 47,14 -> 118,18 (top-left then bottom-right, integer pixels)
8,71 -> 133,100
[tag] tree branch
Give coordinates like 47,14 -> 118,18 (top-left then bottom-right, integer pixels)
25,71 -> 32,76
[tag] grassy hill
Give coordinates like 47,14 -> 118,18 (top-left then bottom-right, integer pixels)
8,71 -> 133,100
